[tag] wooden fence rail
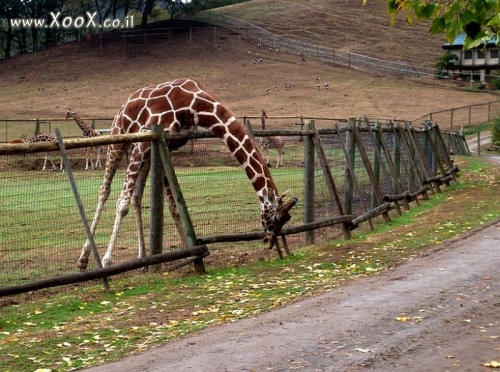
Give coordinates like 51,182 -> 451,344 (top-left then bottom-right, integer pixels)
0,118 -> 466,296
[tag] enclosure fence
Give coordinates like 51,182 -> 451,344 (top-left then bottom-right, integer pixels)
0,115 -> 467,297
1,100 -> 498,144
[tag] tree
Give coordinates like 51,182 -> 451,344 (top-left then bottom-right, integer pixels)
376,0 -> 500,49
434,52 -> 458,78
491,116 -> 500,150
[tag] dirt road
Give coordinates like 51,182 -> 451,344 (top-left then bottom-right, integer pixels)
85,221 -> 499,372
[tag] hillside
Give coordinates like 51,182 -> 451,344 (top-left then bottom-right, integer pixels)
212,0 -> 445,68
0,1 -> 497,124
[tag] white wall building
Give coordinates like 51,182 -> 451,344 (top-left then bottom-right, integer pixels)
442,34 -> 499,82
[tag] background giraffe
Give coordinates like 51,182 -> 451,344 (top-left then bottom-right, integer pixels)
258,109 -> 285,168
66,109 -> 103,170
9,133 -> 61,171
78,78 -> 296,269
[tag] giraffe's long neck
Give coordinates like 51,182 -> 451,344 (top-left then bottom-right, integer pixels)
203,108 -> 278,204
194,105 -> 283,235
68,111 -> 94,137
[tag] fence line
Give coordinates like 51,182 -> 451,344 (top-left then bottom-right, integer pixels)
1,100 -> 498,144
0,118 -> 466,296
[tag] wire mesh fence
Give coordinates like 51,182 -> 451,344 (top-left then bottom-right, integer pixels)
0,116 -> 467,299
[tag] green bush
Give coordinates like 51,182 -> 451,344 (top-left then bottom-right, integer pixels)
492,117 -> 500,146
491,78 -> 500,90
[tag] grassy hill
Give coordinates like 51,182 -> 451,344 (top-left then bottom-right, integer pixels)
0,0 -> 497,124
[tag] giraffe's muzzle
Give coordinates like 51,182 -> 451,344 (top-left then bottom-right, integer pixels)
264,197 -> 298,250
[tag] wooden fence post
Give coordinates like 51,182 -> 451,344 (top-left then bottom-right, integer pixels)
311,127 -> 351,239
337,122 -> 374,230
425,125 -> 448,180
370,120 -> 382,210
303,120 -> 315,244
364,119 -> 407,213
149,126 -> 165,272
343,120 -> 355,216
157,131 -> 206,274
363,119 -> 402,215
54,128 -> 110,292
405,123 -> 440,193
394,123 -> 428,202
352,122 -> 390,223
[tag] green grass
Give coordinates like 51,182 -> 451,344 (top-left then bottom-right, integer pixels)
463,121 -> 493,136
0,162 -> 307,286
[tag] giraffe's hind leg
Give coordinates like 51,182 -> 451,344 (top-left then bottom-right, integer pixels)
277,149 -> 283,168
165,183 -> 188,247
85,147 -> 93,170
131,158 -> 150,260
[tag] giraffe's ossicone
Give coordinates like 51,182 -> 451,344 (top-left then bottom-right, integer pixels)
78,78 -> 297,269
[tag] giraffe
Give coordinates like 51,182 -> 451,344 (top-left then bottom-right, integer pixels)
77,78 -> 297,269
9,133 -> 61,171
66,109 -> 103,170
258,109 -> 285,168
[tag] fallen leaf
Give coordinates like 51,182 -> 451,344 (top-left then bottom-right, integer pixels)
395,316 -> 412,322
354,348 -> 371,353
483,361 -> 500,368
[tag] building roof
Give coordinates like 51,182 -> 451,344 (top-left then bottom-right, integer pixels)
443,34 -> 498,49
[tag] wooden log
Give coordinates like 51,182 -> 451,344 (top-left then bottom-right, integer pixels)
423,173 -> 455,185
166,250 -> 211,272
199,215 -> 355,244
349,203 -> 392,230
383,191 -> 410,202
446,165 -> 460,175
0,132 -> 159,155
1,129 -> 314,156
407,185 -> 430,201
0,245 -> 209,297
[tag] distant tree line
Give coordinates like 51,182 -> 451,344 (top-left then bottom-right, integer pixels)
0,0 -> 248,59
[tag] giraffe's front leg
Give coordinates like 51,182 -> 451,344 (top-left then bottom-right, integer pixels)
77,241 -> 92,270
132,162 -> 150,260
102,195 -> 131,267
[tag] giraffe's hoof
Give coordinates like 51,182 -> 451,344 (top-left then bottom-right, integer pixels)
102,255 -> 112,268
77,257 -> 88,270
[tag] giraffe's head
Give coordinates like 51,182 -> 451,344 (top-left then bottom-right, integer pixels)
65,109 -> 75,120
260,190 -> 298,250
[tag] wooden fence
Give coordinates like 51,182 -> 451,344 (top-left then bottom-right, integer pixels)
0,118 -> 466,297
